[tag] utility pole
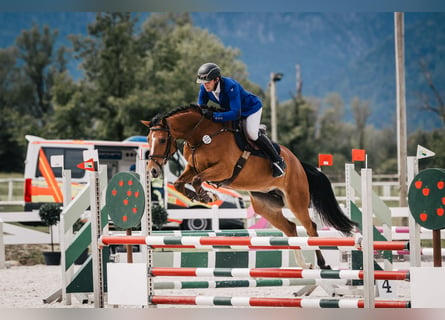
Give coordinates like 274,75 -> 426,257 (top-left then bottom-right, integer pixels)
269,72 -> 283,142
394,12 -> 408,207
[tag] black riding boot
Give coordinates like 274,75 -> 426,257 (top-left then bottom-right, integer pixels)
256,134 -> 286,177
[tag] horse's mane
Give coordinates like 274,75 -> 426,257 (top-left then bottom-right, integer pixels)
150,104 -> 218,126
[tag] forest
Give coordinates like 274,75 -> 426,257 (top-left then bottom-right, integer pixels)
0,12 -> 443,179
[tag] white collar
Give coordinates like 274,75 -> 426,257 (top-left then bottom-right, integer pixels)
213,81 -> 221,94
212,81 -> 221,101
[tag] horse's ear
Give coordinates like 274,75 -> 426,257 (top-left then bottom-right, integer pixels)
140,120 -> 151,127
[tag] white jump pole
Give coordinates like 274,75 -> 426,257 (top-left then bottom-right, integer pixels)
90,165 -> 104,308
407,156 -> 421,267
361,168 -> 375,308
60,169 -> 72,305
138,147 -> 154,306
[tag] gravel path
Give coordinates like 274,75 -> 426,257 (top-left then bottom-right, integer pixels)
0,261 -> 413,309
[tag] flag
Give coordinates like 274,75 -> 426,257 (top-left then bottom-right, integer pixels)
318,154 -> 333,167
77,158 -> 97,171
417,145 -> 435,159
352,149 -> 366,162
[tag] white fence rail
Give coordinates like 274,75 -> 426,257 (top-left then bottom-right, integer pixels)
0,175 -> 412,269
0,211 -> 60,245
0,178 -> 404,207
0,211 -> 60,268
0,178 -> 24,206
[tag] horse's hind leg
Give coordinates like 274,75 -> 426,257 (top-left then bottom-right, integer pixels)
286,201 -> 330,269
249,192 -> 312,269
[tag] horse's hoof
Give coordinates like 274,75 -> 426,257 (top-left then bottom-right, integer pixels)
185,190 -> 198,201
320,264 -> 332,270
197,191 -> 214,203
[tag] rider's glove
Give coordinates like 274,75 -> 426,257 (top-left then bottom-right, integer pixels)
203,109 -> 214,120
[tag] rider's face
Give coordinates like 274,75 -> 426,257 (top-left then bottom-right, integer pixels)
203,78 -> 218,92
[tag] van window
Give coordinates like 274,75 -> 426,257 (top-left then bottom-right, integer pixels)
36,147 -> 87,179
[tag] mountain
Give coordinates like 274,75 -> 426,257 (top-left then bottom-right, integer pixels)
191,12 -> 445,132
0,12 -> 444,132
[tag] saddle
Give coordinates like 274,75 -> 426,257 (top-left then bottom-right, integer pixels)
213,120 -> 280,187
232,119 -> 281,157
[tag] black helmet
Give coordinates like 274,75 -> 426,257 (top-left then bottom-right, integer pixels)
196,63 -> 221,83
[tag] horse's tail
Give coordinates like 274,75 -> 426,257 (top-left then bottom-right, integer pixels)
301,162 -> 358,236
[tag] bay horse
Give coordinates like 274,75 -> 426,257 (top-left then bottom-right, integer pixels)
142,104 -> 357,269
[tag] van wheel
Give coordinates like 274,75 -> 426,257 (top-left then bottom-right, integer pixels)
181,218 -> 211,230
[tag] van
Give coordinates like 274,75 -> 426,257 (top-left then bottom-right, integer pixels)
23,135 -> 245,230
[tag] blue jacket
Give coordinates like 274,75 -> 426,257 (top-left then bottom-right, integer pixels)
197,77 -> 262,122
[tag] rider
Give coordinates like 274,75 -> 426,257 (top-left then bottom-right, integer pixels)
196,62 -> 286,178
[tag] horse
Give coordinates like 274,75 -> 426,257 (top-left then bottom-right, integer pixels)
142,104 -> 358,269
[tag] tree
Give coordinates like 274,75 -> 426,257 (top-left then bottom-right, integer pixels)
351,96 -> 371,149
0,47 -> 27,172
417,59 -> 445,127
278,95 -> 318,164
133,13 -> 262,136
49,73 -> 97,139
51,12 -> 261,142
317,93 -> 353,155
140,13 -> 259,111
16,23 -> 67,121
68,13 -> 144,140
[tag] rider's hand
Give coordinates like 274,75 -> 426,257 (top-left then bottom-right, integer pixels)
203,109 -> 214,120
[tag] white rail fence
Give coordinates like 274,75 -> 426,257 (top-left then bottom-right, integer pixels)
0,176 -> 415,269
0,178 -> 402,207
0,211 -> 60,268
0,178 -> 24,206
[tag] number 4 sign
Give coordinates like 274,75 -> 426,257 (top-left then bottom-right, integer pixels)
376,279 -> 397,298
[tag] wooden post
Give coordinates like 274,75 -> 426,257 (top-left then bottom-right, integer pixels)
126,228 -> 133,263
433,229 -> 442,267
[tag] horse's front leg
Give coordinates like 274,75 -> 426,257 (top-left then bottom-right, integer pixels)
174,164 -> 199,201
190,165 -> 232,203
190,175 -> 215,203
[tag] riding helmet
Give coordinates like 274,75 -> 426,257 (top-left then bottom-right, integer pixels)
196,63 -> 221,83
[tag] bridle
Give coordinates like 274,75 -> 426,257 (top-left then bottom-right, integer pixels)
148,108 -> 235,173
148,120 -> 175,169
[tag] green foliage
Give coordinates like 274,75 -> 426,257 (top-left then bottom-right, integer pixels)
152,204 -> 168,230
0,12 -> 444,179
278,95 -> 318,164
38,202 -> 61,226
15,23 -> 67,119
38,202 -> 61,252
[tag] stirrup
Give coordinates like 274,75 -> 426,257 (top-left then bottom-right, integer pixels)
272,160 -> 286,177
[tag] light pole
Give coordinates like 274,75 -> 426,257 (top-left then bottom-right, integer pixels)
394,12 -> 407,208
270,72 -> 283,142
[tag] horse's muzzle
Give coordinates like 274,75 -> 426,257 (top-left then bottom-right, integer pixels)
150,167 -> 161,178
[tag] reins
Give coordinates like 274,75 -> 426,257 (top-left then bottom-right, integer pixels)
148,106 -> 245,181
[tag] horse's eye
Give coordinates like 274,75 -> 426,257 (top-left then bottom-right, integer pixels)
159,138 -> 166,144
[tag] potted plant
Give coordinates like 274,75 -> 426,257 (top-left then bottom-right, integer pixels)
39,203 -> 62,265
152,204 -> 168,230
